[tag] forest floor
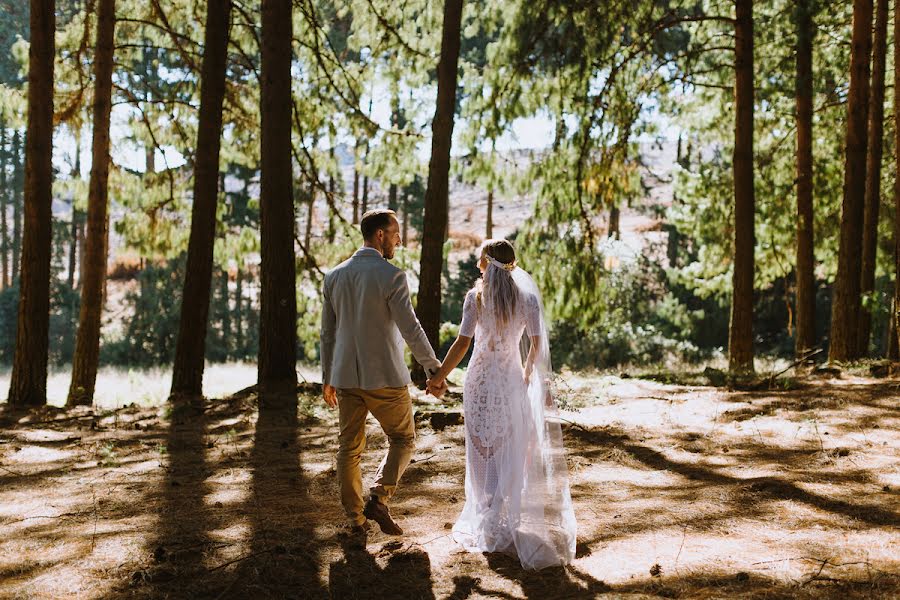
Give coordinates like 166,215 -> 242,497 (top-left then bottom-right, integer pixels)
0,372 -> 898,599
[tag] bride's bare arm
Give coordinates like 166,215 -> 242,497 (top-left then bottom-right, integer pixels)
429,335 -> 473,386
524,336 -> 540,383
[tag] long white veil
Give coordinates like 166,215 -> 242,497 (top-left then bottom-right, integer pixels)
509,266 -> 577,569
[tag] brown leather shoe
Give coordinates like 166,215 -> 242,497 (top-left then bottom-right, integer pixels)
349,521 -> 371,535
363,497 -> 403,535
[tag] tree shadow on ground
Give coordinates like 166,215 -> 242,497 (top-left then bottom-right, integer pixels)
220,392 -> 329,599
328,534 -> 435,599
567,426 -> 900,528
482,552 -> 609,600
139,400 -> 215,596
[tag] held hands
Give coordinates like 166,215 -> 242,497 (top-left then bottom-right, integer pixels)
323,384 -> 337,408
425,376 -> 448,399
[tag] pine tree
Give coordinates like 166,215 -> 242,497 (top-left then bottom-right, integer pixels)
415,0 -> 464,370
67,0 -> 116,406
170,0 -> 233,400
258,0 -> 297,398
728,0 -> 756,374
794,0 -> 816,360
829,0 -> 874,362
8,0 -> 55,406
857,0 -> 888,356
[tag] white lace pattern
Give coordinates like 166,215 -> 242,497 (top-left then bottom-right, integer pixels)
452,281 -> 576,570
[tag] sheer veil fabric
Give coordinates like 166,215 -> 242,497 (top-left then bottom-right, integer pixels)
452,264 -> 577,570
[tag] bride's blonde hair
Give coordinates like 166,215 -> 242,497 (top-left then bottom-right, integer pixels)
475,239 -> 519,326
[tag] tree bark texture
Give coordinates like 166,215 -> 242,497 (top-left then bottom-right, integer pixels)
8,0 -> 55,406
857,0 -> 888,356
415,0 -> 464,360
794,0 -> 816,359
170,0 -> 232,399
889,0 -> 900,360
1,125 -> 8,290
728,0 -> 756,374
67,0 -> 116,406
11,130 -> 22,284
258,0 -> 297,396
829,0 -> 874,362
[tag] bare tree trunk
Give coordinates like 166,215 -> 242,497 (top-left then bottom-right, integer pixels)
352,144 -> 360,225
608,205 -> 620,240
67,140 -> 81,291
830,0 -> 874,362
8,0 -> 55,406
327,146 -> 336,243
11,130 -> 22,284
258,0 -> 297,398
728,0 -> 756,375
795,0 -> 816,360
889,0 -> 900,361
170,0 -> 232,400
235,263 -> 244,356
0,125 -> 8,290
858,0 -> 888,357
414,0 -> 464,379
401,186 -> 409,242
67,0 -> 116,406
486,187 -> 493,239
361,143 -> 370,216
304,185 -> 315,252
220,268 -> 231,357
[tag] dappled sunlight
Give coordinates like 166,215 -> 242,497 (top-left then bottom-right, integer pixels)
0,375 -> 898,598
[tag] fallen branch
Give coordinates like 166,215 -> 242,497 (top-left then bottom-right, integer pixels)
4,510 -> 93,525
0,464 -> 24,476
207,548 -> 273,572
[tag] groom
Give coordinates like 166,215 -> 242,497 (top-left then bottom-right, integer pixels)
320,209 -> 447,535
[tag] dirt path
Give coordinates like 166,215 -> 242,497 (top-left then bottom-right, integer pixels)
0,376 -> 898,599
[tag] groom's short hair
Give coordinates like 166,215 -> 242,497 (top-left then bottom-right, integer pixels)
360,209 -> 397,240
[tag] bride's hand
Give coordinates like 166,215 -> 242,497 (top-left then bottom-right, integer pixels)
426,377 -> 446,397
524,365 -> 533,385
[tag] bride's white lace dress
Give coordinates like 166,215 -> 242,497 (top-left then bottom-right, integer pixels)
452,277 -> 577,570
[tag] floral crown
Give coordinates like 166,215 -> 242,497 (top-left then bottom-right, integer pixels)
487,256 -> 516,272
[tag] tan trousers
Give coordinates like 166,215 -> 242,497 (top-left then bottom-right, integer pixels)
336,386 -> 415,526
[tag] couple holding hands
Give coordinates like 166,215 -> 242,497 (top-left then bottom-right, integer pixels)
320,209 -> 576,570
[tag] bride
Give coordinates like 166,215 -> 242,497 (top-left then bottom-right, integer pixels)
427,239 -> 577,570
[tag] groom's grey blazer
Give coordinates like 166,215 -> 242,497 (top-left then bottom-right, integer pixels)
321,247 -> 441,390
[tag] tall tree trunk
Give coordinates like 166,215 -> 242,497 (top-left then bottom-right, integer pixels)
857,0 -> 888,357
608,205 -> 620,240
352,143 -> 360,225
387,91 -> 400,211
414,0 -> 464,372
220,268 -> 231,357
889,0 -> 900,361
67,0 -> 115,406
11,130 -> 22,284
67,140 -> 81,291
486,187 -> 493,239
401,186 -> 409,242
728,0 -> 756,374
235,263 -> 244,357
327,146 -> 336,243
258,0 -> 297,398
8,0 -> 55,406
304,185 -> 315,252
795,0 -> 816,360
170,0 -> 232,399
361,144 -> 370,215
1,125 -> 8,290
830,0 -> 874,362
